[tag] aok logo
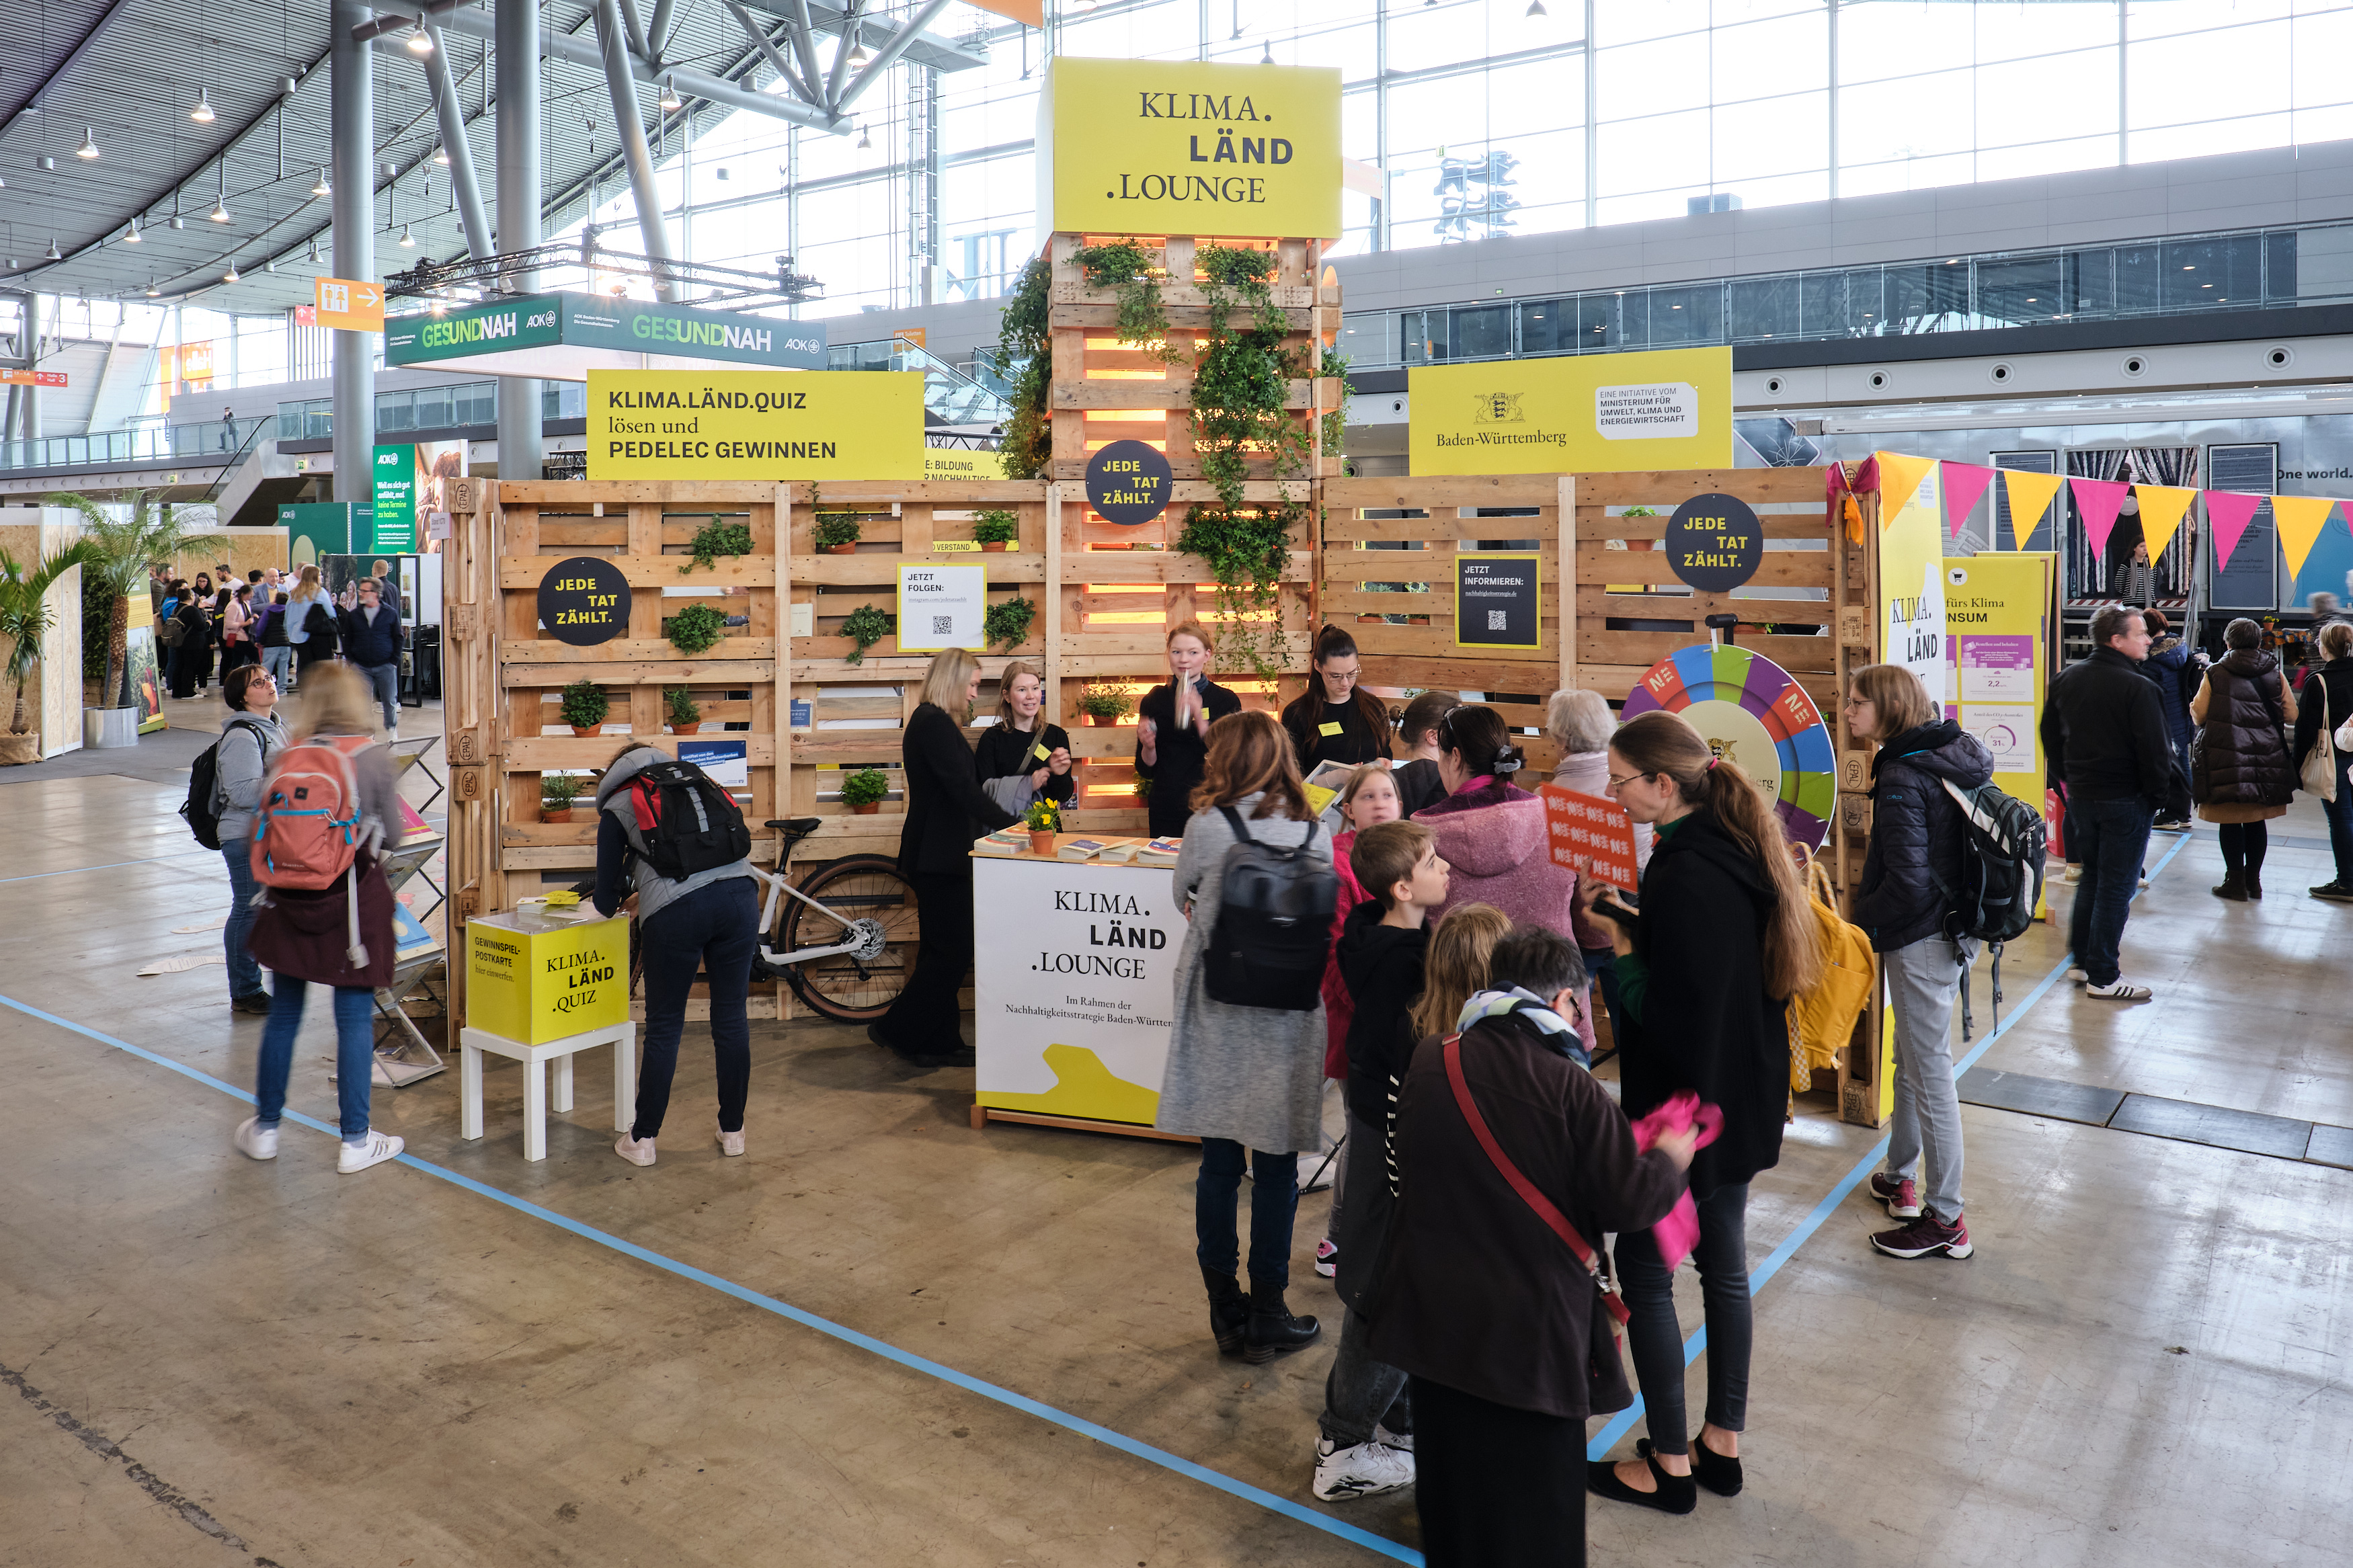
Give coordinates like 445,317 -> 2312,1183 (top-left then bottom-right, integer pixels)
1471,391 -> 1525,424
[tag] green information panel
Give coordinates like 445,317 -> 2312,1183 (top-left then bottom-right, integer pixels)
372,446 -> 415,553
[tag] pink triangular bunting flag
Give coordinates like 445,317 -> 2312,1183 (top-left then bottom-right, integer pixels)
2204,490 -> 2263,572
2070,477 -> 2131,559
1942,462 -> 1996,541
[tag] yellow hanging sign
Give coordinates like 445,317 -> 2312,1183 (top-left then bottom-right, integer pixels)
1408,347 -> 1732,475
1037,57 -> 1343,241
586,369 -> 925,481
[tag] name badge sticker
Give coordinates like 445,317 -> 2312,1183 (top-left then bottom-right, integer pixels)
1318,720 -> 1344,737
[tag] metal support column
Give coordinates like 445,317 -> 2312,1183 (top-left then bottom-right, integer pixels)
423,19 -> 495,262
593,0 -> 681,302
330,0 -> 374,505
495,0 -> 544,482
21,292 -> 40,440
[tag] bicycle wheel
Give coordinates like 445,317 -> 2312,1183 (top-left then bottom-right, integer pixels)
777,854 -> 922,1021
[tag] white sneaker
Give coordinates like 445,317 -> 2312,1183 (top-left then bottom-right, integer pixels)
1372,1422 -> 1414,1454
337,1130 -> 404,1173
234,1116 -> 279,1161
715,1123 -> 745,1157
1312,1436 -> 1416,1501
1314,1238 -> 1339,1278
2062,864 -> 2083,883
2085,979 -> 2153,1001
2067,966 -> 2087,984
614,1131 -> 657,1166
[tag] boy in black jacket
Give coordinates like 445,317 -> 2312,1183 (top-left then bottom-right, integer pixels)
1311,819 -> 1447,1502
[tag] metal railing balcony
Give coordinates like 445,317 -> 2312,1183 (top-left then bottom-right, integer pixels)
0,415 -> 272,476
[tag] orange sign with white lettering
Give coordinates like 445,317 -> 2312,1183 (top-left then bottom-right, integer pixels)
315,276 -> 385,332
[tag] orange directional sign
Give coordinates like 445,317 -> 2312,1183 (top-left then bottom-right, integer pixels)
314,275 -> 384,332
0,368 -> 66,386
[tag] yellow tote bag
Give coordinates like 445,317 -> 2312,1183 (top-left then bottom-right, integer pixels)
1788,858 -> 1876,1091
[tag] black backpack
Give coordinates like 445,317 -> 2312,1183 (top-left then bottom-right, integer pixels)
1933,778 -> 2048,1039
181,718 -> 269,851
625,757 -> 752,880
1202,807 -> 1337,1012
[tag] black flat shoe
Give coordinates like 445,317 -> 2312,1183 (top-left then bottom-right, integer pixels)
1586,1443 -> 1697,1514
1691,1432 -> 1743,1497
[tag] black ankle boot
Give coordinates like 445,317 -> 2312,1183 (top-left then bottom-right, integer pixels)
2247,867 -> 2265,899
2212,872 -> 2248,901
1201,1265 -> 1250,1356
1244,1275 -> 1320,1362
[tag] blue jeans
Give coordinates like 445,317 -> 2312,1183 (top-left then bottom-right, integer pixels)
635,878 -> 760,1139
255,980 -> 376,1141
2323,753 -> 2353,886
357,660 -> 399,731
221,843 -> 266,1000
1195,1139 -> 1299,1286
1616,1181 -> 1753,1454
2065,795 -> 2153,988
260,645 -> 294,689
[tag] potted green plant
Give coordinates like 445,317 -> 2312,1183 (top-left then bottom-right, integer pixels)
972,508 -> 1020,551
0,540 -> 102,764
1078,684 -> 1131,727
840,766 -> 890,815
839,603 -> 891,665
1022,796 -> 1061,854
680,515 -> 754,574
540,772 -> 586,823
1131,777 -> 1152,803
44,489 -> 223,748
665,686 -> 702,735
559,679 -> 609,736
983,593 -> 1035,652
665,603 -> 727,655
813,511 -> 861,554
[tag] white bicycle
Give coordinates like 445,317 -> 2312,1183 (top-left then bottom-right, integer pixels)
746,816 -> 920,1021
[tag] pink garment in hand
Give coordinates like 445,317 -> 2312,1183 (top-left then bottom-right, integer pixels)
1629,1091 -> 1725,1271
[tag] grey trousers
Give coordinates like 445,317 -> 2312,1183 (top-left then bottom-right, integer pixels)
1884,935 -> 1975,1223
357,660 -> 399,733
1320,1305 -> 1410,1448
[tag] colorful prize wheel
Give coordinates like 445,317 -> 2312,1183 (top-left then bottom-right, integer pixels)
1619,644 -> 1836,853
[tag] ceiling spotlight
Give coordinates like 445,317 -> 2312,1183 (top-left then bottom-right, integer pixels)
146,278 -> 161,296
37,155 -> 56,171
76,128 -> 99,159
311,166 -> 331,197
210,197 -> 231,222
278,75 -> 297,97
406,24 -> 434,54
399,222 -> 416,247
264,255 -> 276,273
223,262 -> 240,282
124,217 -> 142,243
1259,39 -> 1273,63
307,237 -> 320,264
846,38 -> 871,69
660,75 -> 682,110
856,122 -> 871,150
45,237 -> 64,260
169,214 -> 185,230
192,87 -> 216,124
434,146 -> 450,166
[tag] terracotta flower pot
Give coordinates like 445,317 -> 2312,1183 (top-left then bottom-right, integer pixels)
1086,712 -> 1117,727
570,724 -> 600,737
821,543 -> 857,554
541,807 -> 573,824
670,722 -> 701,735
850,800 -> 881,815
979,540 -> 1012,551
1028,829 -> 1057,855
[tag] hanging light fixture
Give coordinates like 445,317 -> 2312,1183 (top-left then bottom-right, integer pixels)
306,236 -> 320,264
192,87 -> 216,124
311,166 -> 331,198
210,161 -> 230,222
123,216 -> 142,243
210,196 -> 231,222
846,34 -> 871,69
76,128 -> 100,159
44,237 -> 64,260
856,121 -> 871,150
223,262 -> 240,282
398,222 -> 416,247
1259,38 -> 1273,63
1525,0 -> 1547,14
433,145 -> 450,165
406,23 -> 434,54
264,254 -> 276,273
660,75 -> 682,110
145,278 -> 161,296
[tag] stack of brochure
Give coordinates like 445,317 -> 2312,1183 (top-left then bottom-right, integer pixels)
973,827 -> 1029,857
1097,840 -> 1145,864
1135,836 -> 1184,867
1058,837 -> 1131,862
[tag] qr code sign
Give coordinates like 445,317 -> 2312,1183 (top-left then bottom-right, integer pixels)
932,615 -> 953,636
1486,610 -> 1507,632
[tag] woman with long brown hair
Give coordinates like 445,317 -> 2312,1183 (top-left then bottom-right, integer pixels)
1577,709 -> 1823,1514
1156,708 -> 1334,1364
1280,624 -> 1393,774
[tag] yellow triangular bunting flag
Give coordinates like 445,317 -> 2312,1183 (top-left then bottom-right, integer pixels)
2272,495 -> 2338,580
2000,470 -> 2065,551
2133,485 -> 2197,565
1874,452 -> 1938,530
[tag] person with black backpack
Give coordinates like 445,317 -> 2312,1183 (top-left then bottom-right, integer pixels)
202,665 -> 291,1014
1155,708 -> 1336,1364
1845,664 -> 1996,1263
592,742 -> 761,1166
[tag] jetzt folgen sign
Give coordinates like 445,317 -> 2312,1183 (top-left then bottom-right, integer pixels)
1038,57 -> 1341,241
586,370 -> 925,480
1408,347 -> 1732,474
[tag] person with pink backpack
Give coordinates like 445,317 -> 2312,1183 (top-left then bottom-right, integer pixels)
232,663 -> 407,1174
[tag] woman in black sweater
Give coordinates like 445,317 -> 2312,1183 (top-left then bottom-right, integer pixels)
973,658 -> 1074,816
1134,618 -> 1241,839
873,649 -> 1019,1069
1577,710 -> 1824,1514
1280,624 -> 1393,776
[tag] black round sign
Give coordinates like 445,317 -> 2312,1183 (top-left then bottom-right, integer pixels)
1085,439 -> 1174,525
536,555 -> 633,646
1664,493 -> 1763,593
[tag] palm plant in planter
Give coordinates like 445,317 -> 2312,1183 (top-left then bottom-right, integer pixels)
44,489 -> 223,719
0,541 -> 102,761
665,686 -> 703,734
540,772 -> 586,823
971,509 -> 1020,550
840,766 -> 889,815
559,679 -> 610,735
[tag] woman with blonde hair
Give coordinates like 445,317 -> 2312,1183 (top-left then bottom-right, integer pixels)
872,647 -> 1020,1069
1135,618 -> 1241,839
286,562 -> 333,685
233,662 -> 406,1174
974,657 -> 1074,817
1579,708 -> 1823,1513
1158,708 -> 1334,1363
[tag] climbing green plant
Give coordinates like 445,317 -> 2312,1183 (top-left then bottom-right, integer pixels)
1318,345 -> 1351,460
1176,243 -> 1310,679
839,603 -> 892,665
994,255 -> 1053,481
982,593 -> 1036,651
1072,240 -> 1168,349
681,514 -> 753,574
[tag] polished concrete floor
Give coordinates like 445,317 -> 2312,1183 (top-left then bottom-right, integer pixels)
4,694 -> 2350,1566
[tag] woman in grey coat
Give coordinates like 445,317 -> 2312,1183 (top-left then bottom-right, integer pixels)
1156,709 -> 1332,1364
214,664 -> 293,1013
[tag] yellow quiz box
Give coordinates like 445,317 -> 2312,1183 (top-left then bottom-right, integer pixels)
466,908 -> 631,1044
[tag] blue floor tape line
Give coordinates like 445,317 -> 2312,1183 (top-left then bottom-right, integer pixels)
0,991 -> 1423,1566
1583,828 -> 2194,1462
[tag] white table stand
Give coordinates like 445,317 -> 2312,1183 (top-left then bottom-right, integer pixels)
458,1021 -> 637,1162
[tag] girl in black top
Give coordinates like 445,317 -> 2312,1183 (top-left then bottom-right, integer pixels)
1390,690 -> 1453,818
1135,619 -> 1242,839
973,659 -> 1075,815
1280,624 -> 1394,775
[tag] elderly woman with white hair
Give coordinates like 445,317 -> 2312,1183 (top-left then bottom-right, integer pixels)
1546,686 -> 1651,1040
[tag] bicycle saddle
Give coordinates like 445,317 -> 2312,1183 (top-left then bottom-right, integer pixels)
766,817 -> 825,837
